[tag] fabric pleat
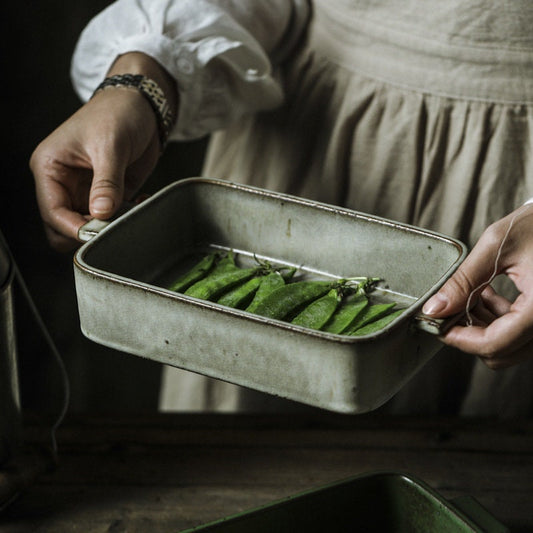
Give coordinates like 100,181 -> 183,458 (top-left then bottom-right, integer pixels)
162,0 -> 533,417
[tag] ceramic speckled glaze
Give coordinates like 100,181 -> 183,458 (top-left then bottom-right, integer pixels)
74,178 -> 467,413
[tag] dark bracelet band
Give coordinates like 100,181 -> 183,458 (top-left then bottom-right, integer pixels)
92,73 -> 175,150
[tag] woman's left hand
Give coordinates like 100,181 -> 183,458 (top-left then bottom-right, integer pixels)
422,204 -> 533,369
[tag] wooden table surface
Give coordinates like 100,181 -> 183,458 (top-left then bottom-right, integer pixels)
1,412 -> 532,532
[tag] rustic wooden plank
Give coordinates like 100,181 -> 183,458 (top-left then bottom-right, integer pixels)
2,414 -> 531,533
3,480 -> 529,533
33,445 -> 531,493
35,413 -> 533,454
2,484 -> 298,533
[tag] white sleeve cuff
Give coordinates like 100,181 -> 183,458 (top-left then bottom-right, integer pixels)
70,0 -> 309,140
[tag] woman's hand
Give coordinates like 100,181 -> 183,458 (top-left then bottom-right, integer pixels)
29,52 -> 177,251
423,204 -> 533,369
30,89 -> 160,251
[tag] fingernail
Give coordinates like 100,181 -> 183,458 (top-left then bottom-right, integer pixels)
92,197 -> 114,214
423,293 -> 448,315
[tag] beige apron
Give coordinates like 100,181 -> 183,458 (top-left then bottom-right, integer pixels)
160,0 -> 533,417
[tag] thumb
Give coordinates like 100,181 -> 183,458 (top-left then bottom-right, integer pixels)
89,157 -> 126,220
423,234 -> 501,318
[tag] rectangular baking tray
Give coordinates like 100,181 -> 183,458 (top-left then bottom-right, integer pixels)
178,472 -> 508,532
73,177 -> 467,413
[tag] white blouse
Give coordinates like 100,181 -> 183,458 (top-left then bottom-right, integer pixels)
71,0 -> 310,140
71,0 -> 533,207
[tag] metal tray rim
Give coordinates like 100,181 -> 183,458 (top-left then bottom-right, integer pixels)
178,469 -> 508,533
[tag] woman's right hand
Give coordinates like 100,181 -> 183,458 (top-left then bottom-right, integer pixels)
29,52 -> 177,251
29,87 -> 160,251
423,204 -> 533,369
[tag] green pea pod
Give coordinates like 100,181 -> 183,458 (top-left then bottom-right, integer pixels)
321,293 -> 369,334
344,302 -> 397,335
281,267 -> 297,281
291,288 -> 342,330
185,266 -> 260,301
217,276 -> 263,309
253,280 -> 333,321
350,308 -> 404,336
246,271 -> 288,313
211,250 -> 238,274
168,252 -> 218,293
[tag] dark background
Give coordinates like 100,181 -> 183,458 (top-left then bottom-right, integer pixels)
1,1 -> 207,414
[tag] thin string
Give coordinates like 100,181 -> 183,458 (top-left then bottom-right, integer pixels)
0,230 -> 70,459
465,203 -> 532,326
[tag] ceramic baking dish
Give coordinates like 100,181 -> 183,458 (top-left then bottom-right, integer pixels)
73,177 -> 467,413
178,472 -> 508,532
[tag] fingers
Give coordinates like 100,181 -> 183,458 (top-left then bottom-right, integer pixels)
86,131 -> 131,220
85,91 -> 161,220
459,286 -> 512,326
89,176 -> 124,220
29,89 -> 161,251
423,215 -> 517,319
441,312 -> 533,369
438,289 -> 533,368
421,207 -> 533,368
30,150 -> 89,247
42,212 -> 91,252
479,285 -> 512,317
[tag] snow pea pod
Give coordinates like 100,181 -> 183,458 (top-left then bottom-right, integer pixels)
253,280 -> 333,321
245,268 -> 296,313
185,266 -> 260,301
291,288 -> 342,330
350,308 -> 404,336
344,302 -> 397,335
210,250 -> 238,274
281,267 -> 298,281
321,293 -> 369,334
217,275 -> 263,309
168,252 -> 218,293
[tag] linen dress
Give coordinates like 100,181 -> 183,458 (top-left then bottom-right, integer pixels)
72,0 -> 533,417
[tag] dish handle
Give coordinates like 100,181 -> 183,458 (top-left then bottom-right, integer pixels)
77,203 -> 134,243
412,312 -> 464,336
77,218 -> 110,243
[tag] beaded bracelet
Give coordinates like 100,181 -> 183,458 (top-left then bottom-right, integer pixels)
92,73 -> 175,150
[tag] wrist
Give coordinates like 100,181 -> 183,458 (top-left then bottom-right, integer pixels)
92,73 -> 175,150
100,52 -> 179,149
107,52 -> 178,118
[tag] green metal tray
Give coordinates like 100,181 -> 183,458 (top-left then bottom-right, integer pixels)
180,472 -> 508,533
